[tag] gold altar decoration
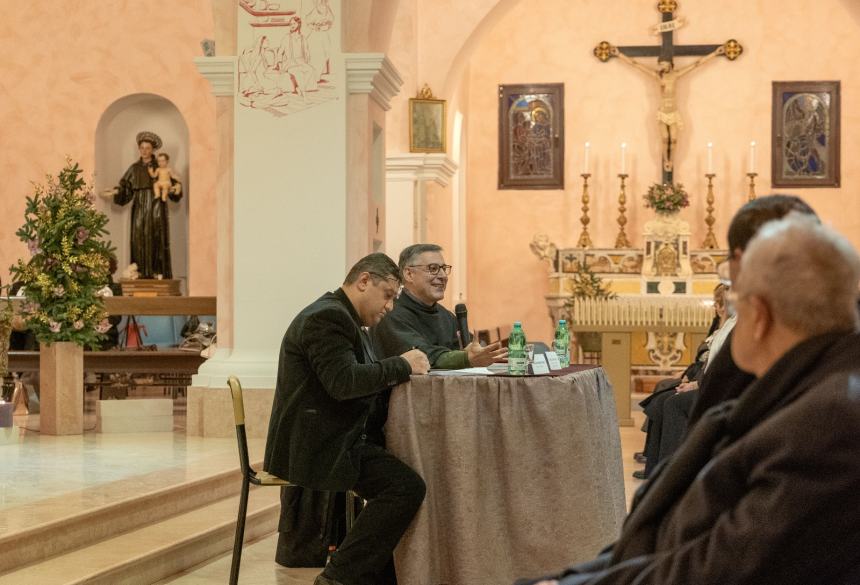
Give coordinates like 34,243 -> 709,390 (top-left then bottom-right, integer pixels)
701,173 -> 719,249
577,174 -> 593,248
746,172 -> 758,201
615,174 -> 632,248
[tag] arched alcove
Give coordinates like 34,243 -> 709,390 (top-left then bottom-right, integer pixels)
94,93 -> 190,292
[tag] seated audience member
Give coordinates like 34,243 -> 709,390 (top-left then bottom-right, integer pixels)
517,214 -> 860,585
263,253 -> 430,585
686,194 -> 816,426
371,243 -> 506,368
634,283 -> 728,479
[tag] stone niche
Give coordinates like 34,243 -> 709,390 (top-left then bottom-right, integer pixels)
94,93 -> 190,293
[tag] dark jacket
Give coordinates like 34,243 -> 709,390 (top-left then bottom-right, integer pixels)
520,331 -> 860,585
370,291 -> 460,366
687,330 -> 755,426
263,289 -> 412,491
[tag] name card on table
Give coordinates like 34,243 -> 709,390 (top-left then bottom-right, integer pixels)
531,354 -> 550,375
544,351 -> 563,370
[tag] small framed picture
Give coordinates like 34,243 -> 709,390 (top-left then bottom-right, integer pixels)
409,98 -> 446,153
771,81 -> 840,188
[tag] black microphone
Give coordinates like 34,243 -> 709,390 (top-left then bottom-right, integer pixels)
455,303 -> 471,347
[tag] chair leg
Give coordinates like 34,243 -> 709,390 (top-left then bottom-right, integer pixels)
229,477 -> 251,585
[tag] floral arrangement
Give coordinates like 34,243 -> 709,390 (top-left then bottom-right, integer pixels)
10,160 -> 115,347
566,262 -> 618,301
0,279 -> 12,378
643,182 -> 690,214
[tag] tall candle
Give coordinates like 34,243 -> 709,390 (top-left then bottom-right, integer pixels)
749,141 -> 756,174
584,142 -> 591,174
620,142 -> 627,174
707,142 -> 713,174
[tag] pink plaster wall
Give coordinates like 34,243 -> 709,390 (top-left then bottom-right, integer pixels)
0,1 -> 216,294
462,0 -> 860,343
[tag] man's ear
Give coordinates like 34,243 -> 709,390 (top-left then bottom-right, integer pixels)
355,272 -> 371,292
748,295 -> 772,342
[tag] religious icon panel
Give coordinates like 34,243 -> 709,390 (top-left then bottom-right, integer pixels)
498,84 -> 564,190
772,81 -> 840,188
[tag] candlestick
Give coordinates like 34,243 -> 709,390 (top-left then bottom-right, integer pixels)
615,173 -> 632,248
707,142 -> 713,174
746,172 -> 758,201
748,141 -> 756,174
701,173 -> 718,249
577,174 -> 593,248
584,142 -> 591,174
620,142 -> 627,175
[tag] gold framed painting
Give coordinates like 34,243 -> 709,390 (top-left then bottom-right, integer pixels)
409,98 -> 447,153
771,81 -> 840,188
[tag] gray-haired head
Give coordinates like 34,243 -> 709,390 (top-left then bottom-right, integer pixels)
739,213 -> 860,336
398,244 -> 443,274
343,253 -> 401,285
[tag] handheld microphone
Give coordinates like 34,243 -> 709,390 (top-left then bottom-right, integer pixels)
454,303 -> 471,346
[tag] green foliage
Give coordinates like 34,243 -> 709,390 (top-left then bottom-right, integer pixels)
566,262 -> 618,301
643,182 -> 690,214
10,160 -> 115,347
0,279 -> 11,378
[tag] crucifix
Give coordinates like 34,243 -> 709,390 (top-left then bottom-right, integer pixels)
594,0 -> 743,184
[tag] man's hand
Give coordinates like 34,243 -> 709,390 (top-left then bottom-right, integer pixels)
401,349 -> 430,375
677,380 -> 699,393
465,341 -> 507,367
100,187 -> 118,199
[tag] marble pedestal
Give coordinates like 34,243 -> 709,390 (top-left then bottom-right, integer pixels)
40,342 -> 84,435
97,399 -> 173,433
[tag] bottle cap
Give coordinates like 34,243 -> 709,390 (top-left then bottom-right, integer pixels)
559,319 -> 566,324
513,321 -> 521,327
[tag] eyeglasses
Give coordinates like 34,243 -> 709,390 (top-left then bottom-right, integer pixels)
408,264 -> 453,276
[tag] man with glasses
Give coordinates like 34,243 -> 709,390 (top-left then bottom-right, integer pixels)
371,243 -> 506,369
264,253 -> 430,585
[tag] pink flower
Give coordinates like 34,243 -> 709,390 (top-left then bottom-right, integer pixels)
95,319 -> 112,333
73,320 -> 85,330
48,321 -> 61,333
75,227 -> 90,245
27,239 -> 42,255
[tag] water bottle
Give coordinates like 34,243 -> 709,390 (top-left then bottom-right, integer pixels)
554,319 -> 570,367
508,322 -> 528,375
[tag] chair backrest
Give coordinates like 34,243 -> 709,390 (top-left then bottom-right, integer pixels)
227,376 -> 252,476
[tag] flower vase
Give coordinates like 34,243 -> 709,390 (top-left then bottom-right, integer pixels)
40,342 -> 84,435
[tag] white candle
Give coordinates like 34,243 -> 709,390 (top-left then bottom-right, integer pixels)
707,142 -> 713,174
749,141 -> 756,174
584,142 -> 591,174
620,142 -> 627,174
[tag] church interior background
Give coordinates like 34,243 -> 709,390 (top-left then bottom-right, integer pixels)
1,0 -> 859,582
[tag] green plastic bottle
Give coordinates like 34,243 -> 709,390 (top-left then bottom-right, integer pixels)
508,322 -> 527,375
554,319 -> 570,367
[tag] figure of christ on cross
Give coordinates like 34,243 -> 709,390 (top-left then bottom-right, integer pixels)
594,1 -> 742,183
610,45 -> 726,175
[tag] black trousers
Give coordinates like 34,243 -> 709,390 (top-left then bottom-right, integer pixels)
644,389 -> 699,476
325,442 -> 426,585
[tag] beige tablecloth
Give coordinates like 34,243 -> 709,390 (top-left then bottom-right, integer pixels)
385,367 -> 626,585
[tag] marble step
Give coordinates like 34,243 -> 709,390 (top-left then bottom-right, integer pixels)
0,484 -> 281,585
0,460 -> 259,575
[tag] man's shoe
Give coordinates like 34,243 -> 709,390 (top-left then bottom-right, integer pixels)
313,573 -> 346,585
633,452 -> 647,464
632,469 -> 648,480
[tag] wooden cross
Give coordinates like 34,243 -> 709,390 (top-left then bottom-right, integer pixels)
594,1 -> 743,184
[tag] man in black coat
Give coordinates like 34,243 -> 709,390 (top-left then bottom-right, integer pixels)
516,213 -> 860,585
264,253 -> 430,585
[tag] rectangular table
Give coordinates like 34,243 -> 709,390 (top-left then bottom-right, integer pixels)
385,366 -> 626,585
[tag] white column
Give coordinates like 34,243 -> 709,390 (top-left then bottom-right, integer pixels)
384,153 -> 457,257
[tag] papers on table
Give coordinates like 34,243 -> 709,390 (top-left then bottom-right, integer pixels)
429,367 -> 495,376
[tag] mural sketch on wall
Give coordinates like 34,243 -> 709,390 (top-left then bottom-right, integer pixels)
238,0 -> 336,116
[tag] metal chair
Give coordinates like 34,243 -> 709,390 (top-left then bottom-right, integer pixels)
227,376 -> 358,585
